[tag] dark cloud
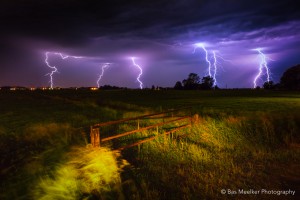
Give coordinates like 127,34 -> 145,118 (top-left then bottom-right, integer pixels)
1,0 -> 299,42
0,0 -> 299,88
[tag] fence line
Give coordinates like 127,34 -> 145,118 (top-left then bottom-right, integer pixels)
116,124 -> 191,151
101,116 -> 190,142
90,107 -> 194,150
93,106 -> 191,127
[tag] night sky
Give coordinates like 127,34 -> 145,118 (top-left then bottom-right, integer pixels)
1,0 -> 300,88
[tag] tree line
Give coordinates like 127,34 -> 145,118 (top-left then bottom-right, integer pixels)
174,64 -> 300,90
174,73 -> 216,90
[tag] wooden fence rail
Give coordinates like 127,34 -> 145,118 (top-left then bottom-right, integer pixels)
116,124 -> 191,151
90,107 -> 193,150
93,106 -> 191,127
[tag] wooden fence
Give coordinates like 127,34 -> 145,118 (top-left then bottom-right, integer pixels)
90,107 -> 194,150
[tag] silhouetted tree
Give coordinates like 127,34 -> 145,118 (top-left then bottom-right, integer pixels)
183,73 -> 200,89
151,85 -> 155,90
213,85 -> 220,90
263,81 -> 275,90
273,83 -> 281,89
200,76 -> 214,90
100,85 -> 123,90
280,64 -> 300,90
174,81 -> 183,90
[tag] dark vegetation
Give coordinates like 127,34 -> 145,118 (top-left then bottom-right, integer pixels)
280,64 -> 300,90
174,73 -> 215,90
173,64 -> 300,90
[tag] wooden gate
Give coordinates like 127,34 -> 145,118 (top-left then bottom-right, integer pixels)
90,107 -> 194,150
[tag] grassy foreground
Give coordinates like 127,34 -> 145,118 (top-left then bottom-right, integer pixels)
0,90 -> 299,199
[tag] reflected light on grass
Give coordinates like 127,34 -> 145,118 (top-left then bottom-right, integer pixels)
32,146 -> 129,199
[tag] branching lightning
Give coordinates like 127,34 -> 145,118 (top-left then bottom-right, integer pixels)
193,43 -> 230,87
253,48 -> 271,88
194,43 -> 226,86
97,63 -> 111,88
45,52 -> 58,89
131,57 -> 143,89
194,43 -> 212,77
45,52 -> 82,89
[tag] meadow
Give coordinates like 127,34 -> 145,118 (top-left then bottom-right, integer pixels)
0,89 -> 299,199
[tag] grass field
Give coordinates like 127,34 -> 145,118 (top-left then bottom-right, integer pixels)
0,89 -> 299,199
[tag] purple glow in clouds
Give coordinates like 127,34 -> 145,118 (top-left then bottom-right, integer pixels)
1,1 -> 299,88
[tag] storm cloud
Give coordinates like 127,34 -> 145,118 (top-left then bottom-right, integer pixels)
1,0 -> 299,88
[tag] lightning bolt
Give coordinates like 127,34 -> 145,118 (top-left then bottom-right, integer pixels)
212,51 -> 218,86
253,48 -> 271,88
45,52 -> 58,89
97,63 -> 111,88
193,43 -> 212,77
211,51 -> 232,87
44,52 -> 82,89
131,57 -> 143,89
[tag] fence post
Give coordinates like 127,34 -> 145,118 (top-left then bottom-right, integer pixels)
192,114 -> 199,124
90,126 -> 93,146
137,119 -> 140,130
138,144 -> 141,154
90,126 -> 100,148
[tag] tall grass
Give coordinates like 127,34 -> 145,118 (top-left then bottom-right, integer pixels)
1,90 -> 299,199
0,123 -> 85,199
32,146 -> 128,200
124,112 -> 300,199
